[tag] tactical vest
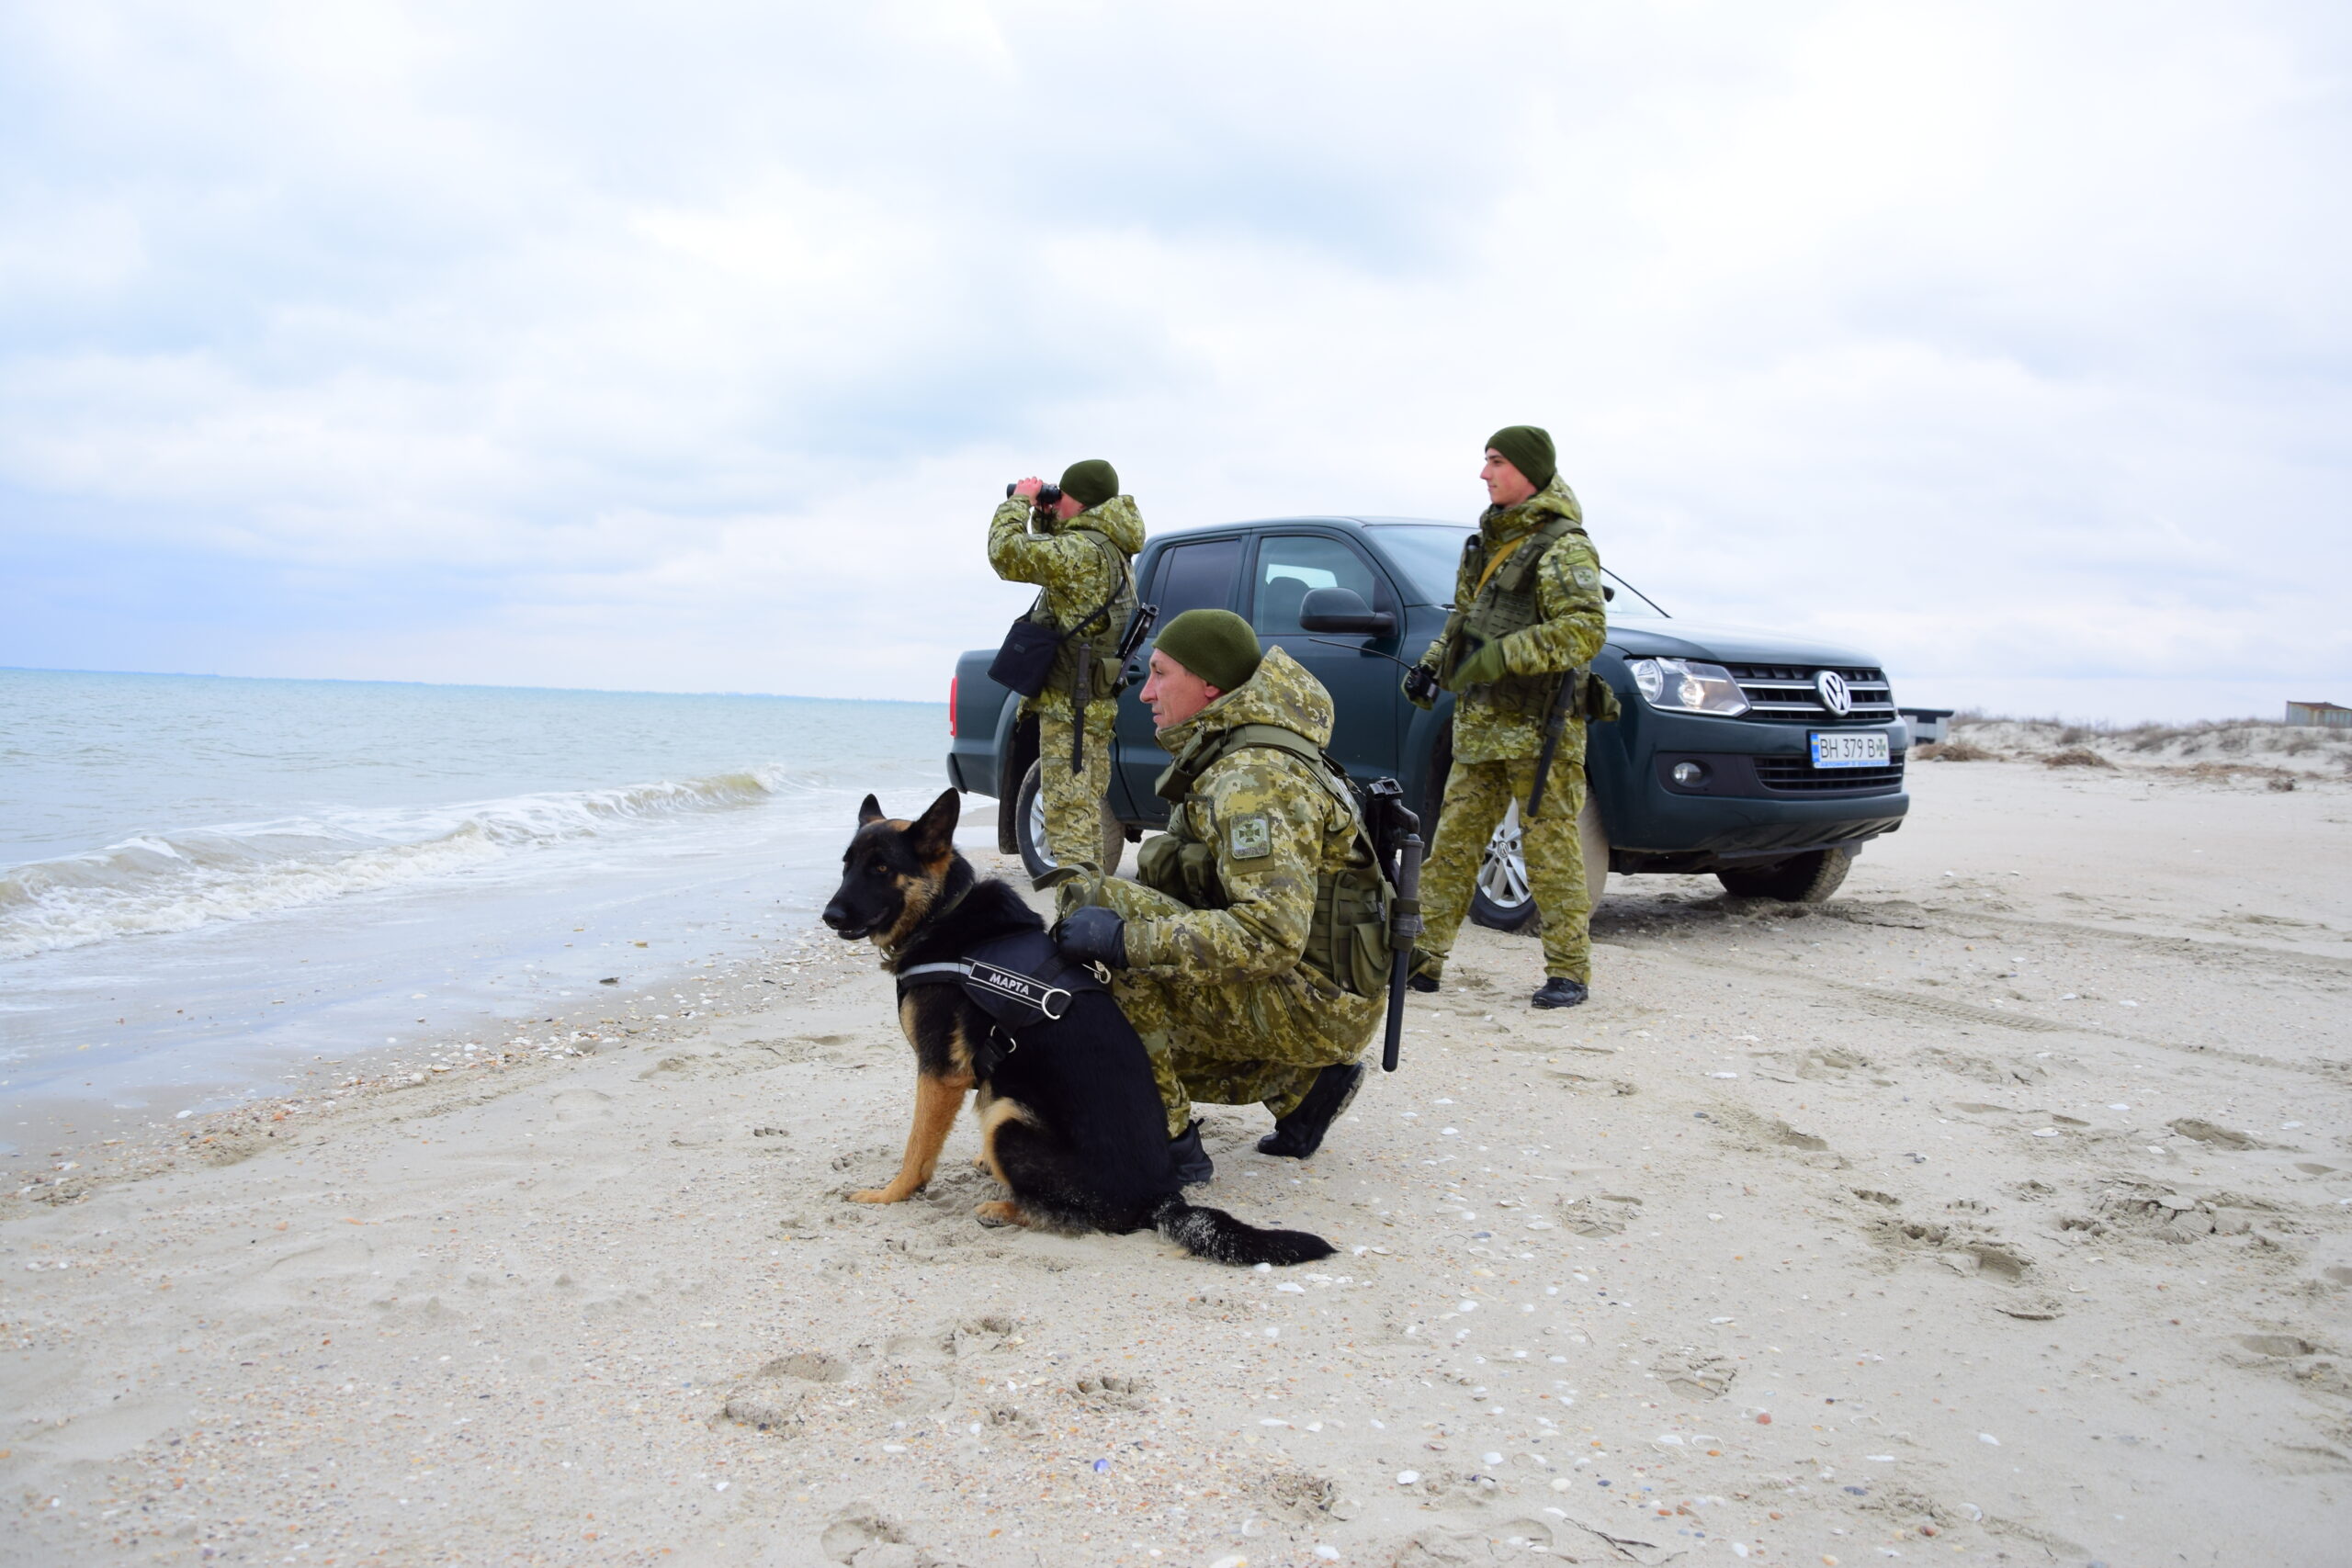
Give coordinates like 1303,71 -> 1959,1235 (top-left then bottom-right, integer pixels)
1143,723 -> 1394,998
1439,514 -> 1585,720
1026,527 -> 1136,703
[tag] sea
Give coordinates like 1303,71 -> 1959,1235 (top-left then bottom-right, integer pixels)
0,668 -> 949,1155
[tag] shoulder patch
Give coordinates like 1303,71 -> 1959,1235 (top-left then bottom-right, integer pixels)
1227,812 -> 1272,861
1573,564 -> 1600,590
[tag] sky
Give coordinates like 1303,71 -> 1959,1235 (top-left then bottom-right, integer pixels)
3,0 -> 2346,722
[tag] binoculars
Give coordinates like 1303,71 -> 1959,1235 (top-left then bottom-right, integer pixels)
1006,481 -> 1064,508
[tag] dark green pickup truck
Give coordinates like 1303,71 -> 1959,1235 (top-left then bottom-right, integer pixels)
947,515 -> 1910,925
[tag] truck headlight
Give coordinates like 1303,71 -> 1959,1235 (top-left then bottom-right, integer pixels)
1629,658 -> 1749,716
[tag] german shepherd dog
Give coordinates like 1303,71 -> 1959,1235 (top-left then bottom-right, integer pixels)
820,788 -> 1333,1267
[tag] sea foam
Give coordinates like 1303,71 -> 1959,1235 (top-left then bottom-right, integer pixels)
0,766 -> 801,960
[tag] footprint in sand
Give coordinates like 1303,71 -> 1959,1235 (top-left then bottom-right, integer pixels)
230,1235 -> 380,1309
1770,1118 -> 1830,1152
548,1088 -> 615,1125
2168,1117 -> 2273,1150
816,1507 -> 907,1563
1654,1350 -> 1738,1398
1071,1371 -> 1155,1411
945,1312 -> 1021,1358
722,1349 -> 854,1431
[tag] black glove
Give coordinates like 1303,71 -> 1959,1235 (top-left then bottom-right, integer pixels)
1054,905 -> 1128,969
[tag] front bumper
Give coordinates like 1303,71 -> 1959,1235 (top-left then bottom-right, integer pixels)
1589,690 -> 1908,867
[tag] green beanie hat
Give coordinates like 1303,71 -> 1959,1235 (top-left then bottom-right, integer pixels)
1485,425 -> 1556,491
1153,609 -> 1261,694
1058,458 -> 1120,510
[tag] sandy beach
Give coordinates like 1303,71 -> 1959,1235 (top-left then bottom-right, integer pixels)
5,752 -> 2347,1567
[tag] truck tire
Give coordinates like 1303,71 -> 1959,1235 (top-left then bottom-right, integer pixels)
1469,785 -> 1610,932
1013,761 -> 1125,881
1715,846 -> 1852,903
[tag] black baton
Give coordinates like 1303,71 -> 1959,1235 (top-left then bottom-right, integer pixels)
1523,669 -> 1579,821
1367,780 -> 1423,1074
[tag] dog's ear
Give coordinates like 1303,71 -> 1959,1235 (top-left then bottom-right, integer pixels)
858,794 -> 887,826
908,787 -> 961,861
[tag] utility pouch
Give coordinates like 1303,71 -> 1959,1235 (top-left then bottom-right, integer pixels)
1091,651 -> 1125,702
1306,862 -> 1393,998
1580,671 -> 1623,724
1136,832 -> 1224,909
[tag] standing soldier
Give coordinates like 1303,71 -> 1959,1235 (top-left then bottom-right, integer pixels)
990,461 -> 1145,876
1051,610 -> 1385,1182
1406,425 -> 1610,1009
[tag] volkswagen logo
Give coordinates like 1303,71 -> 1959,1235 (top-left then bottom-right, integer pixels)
1815,670 -> 1853,716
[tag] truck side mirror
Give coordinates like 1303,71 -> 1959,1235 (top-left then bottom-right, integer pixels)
1297,586 -> 1395,637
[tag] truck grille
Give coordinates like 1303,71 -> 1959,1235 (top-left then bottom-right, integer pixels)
1752,757 -> 1906,794
1726,664 -> 1897,725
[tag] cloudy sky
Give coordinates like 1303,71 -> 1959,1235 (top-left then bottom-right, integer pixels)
3,0 -> 2345,721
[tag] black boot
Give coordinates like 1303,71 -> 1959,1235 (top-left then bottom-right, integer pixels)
1532,976 -> 1589,1009
1167,1122 -> 1214,1187
1256,1063 -> 1365,1159
1405,948 -> 1442,993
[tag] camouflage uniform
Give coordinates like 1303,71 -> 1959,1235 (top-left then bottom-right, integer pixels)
1063,648 -> 1383,1137
987,493 -> 1145,868
1413,477 -> 1608,983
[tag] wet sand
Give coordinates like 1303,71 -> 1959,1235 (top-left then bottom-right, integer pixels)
4,762 -> 2347,1566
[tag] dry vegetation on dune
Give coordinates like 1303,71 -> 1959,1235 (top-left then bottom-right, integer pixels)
1918,714 -> 2352,785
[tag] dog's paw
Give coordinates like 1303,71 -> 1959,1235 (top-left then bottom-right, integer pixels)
973,1200 -> 1022,1228
848,1187 -> 905,1204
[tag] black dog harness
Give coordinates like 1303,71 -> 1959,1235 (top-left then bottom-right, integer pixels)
895,931 -> 1107,1076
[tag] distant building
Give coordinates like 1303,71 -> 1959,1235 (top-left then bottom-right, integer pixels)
1900,707 -> 1954,744
2286,700 -> 2351,728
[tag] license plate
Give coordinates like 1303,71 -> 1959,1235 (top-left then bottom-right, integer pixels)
1810,731 -> 1890,768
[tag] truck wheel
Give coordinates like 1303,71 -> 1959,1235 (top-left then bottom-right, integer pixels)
1468,788 -> 1610,932
1014,761 -> 1125,881
1715,847 -> 1852,903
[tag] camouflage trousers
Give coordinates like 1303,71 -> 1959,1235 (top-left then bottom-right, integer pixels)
1418,753 -> 1592,983
1079,877 -> 1381,1138
1032,697 -> 1117,872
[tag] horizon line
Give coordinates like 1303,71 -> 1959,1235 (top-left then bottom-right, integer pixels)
0,663 -> 941,707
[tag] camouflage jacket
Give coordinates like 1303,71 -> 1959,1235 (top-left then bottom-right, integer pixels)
1417,477 -> 1608,764
1122,647 -> 1366,983
987,494 -> 1146,714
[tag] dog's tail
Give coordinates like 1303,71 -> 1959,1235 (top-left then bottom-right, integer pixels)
1151,1194 -> 1335,1268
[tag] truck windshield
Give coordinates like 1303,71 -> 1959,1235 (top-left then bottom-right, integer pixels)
1366,523 -> 1669,616
1366,525 -> 1475,604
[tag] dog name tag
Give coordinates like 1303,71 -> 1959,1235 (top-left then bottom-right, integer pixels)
965,959 -> 1072,1023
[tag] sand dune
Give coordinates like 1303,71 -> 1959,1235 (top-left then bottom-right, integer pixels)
5,760 -> 2347,1566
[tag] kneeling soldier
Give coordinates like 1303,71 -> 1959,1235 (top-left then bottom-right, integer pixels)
1051,610 -> 1385,1183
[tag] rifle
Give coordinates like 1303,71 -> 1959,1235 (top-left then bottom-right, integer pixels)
1064,548 -> 1142,773
1069,636 -> 1090,772
1065,598 -> 1161,774
1113,599 -> 1160,693
1364,778 -> 1424,1074
1523,667 -> 1580,821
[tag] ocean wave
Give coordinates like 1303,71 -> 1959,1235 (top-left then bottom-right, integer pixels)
0,766 -> 808,961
